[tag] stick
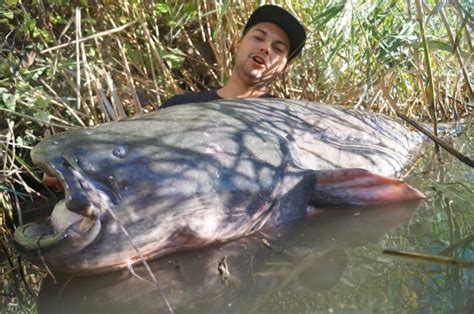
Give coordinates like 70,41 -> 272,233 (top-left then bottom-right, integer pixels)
383,249 -> 474,267
40,21 -> 137,54
396,110 -> 474,167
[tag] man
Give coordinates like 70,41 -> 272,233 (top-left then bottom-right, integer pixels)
161,5 -> 306,108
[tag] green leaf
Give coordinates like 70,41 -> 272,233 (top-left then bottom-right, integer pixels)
0,58 -> 10,77
183,3 -> 197,15
162,52 -> 184,69
2,10 -> 14,19
35,94 -> 50,110
1,90 -> 18,110
33,110 -> 51,122
408,40 -> 453,52
311,1 -> 346,30
155,3 -> 169,15
51,14 -> 67,24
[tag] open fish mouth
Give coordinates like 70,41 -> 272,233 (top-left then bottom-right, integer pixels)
14,155 -> 105,262
14,201 -> 102,258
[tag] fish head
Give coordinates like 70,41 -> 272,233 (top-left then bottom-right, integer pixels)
14,127 -> 148,270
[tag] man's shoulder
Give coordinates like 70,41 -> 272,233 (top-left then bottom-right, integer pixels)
161,90 -> 220,108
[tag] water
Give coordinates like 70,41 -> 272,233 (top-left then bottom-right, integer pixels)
9,127 -> 474,313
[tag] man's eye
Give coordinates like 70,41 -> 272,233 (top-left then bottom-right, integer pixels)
253,36 -> 263,41
274,46 -> 285,54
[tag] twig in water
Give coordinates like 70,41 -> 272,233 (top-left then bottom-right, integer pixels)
383,249 -> 474,267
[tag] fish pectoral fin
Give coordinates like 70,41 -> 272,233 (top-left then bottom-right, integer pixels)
311,168 -> 425,206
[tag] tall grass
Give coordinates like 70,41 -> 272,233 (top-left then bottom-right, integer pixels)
0,0 -> 472,311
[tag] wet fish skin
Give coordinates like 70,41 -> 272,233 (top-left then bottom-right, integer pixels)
14,99 -> 425,274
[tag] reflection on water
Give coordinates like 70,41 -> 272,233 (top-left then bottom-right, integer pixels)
38,200 -> 422,313
33,129 -> 474,313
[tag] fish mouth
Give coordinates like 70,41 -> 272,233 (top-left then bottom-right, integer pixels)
14,154 -> 107,264
14,201 -> 102,260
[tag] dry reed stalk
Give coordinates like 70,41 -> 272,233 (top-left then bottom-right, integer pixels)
340,85 -> 365,106
453,73 -> 464,116
199,2 -> 226,83
81,45 -> 107,124
12,95 -> 77,127
134,10 -> 180,98
84,5 -> 107,66
382,72 -> 474,167
75,7 -> 82,111
182,30 -> 220,82
39,79 -> 86,126
439,8 -> 473,100
0,188 -> 12,226
114,35 -> 143,114
7,166 -> 39,200
89,67 -> 116,121
40,21 -> 137,54
0,108 -> 78,130
6,152 -> 43,187
144,39 -> 161,107
57,69 -> 98,125
194,3 -> 206,45
58,14 -> 75,42
215,4 -> 235,80
76,11 -> 111,121
103,68 -> 127,119
415,0 -> 439,140
4,121 -> 16,174
179,70 -> 199,92
7,182 -> 23,226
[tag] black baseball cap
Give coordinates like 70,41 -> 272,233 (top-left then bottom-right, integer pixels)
243,5 -> 306,61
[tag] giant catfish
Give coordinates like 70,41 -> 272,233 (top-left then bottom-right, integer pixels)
14,99 -> 425,275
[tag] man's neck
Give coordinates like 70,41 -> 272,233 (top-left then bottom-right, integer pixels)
217,75 -> 268,99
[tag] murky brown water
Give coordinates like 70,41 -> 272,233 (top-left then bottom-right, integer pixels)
33,128 -> 473,314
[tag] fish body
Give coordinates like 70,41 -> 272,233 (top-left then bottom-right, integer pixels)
14,99 -> 424,274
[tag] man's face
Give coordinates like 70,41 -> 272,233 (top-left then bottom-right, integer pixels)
233,22 -> 290,87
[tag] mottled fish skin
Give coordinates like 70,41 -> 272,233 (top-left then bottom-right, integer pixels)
14,99 -> 424,274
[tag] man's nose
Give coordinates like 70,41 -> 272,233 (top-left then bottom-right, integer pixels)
259,41 -> 270,54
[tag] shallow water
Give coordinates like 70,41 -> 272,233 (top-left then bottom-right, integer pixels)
31,127 -> 474,314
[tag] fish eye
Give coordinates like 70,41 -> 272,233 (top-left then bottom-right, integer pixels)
113,145 -> 128,158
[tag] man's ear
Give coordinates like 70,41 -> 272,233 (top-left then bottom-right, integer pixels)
231,36 -> 242,54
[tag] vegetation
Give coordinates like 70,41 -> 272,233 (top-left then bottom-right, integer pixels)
0,0 -> 472,312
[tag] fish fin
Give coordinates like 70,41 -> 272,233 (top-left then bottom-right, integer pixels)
310,168 -> 425,206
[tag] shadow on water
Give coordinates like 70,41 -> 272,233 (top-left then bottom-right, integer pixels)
37,200 -> 422,314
